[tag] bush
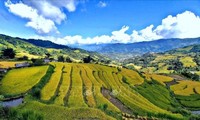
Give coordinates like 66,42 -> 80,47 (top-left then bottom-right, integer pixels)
31,59 -> 44,66
58,56 -> 64,62
18,56 -> 28,60
32,87 -> 41,99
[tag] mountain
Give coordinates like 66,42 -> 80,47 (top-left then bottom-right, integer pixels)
23,38 -> 70,49
0,34 -> 110,62
123,44 -> 200,77
75,38 -> 200,60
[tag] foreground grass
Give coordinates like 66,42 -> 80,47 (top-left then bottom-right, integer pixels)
0,66 -> 48,96
18,100 -> 115,120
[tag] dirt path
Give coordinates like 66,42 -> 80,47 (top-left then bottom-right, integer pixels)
169,74 -> 187,81
101,87 -> 132,114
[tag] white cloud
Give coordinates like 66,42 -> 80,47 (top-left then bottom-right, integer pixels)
132,11 -> 200,41
30,26 -> 129,44
23,0 -> 66,24
98,1 -> 107,8
5,0 -> 79,34
5,1 -> 58,34
30,11 -> 200,45
111,26 -> 131,43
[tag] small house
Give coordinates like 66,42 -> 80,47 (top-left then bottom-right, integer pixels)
15,62 -> 30,68
0,68 -> 7,73
44,59 -> 50,64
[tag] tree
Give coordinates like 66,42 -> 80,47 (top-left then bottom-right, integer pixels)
58,55 -> 64,62
45,53 -> 51,58
65,56 -> 72,63
18,56 -> 28,60
31,59 -> 44,66
83,56 -> 93,63
2,48 -> 16,59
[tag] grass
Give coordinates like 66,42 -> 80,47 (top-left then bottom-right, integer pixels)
0,66 -> 48,95
170,80 -> 200,96
0,61 -> 24,68
41,62 -> 64,101
18,100 -> 115,120
179,56 -> 197,67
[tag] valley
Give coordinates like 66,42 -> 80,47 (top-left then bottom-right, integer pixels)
1,34 -> 200,120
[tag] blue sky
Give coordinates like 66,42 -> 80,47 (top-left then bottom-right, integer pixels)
1,0 -> 200,44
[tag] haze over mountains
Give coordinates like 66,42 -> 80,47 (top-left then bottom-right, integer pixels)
71,38 -> 200,60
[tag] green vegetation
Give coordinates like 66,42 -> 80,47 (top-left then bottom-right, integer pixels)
135,80 -> 181,112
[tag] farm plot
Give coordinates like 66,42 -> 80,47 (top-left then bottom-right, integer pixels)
3,62 -> 186,119
79,66 -> 96,107
41,63 -> 64,101
89,64 -> 182,119
0,66 -> 48,95
170,80 -> 200,96
144,73 -> 173,85
54,65 -> 72,105
67,64 -> 87,107
179,56 -> 197,67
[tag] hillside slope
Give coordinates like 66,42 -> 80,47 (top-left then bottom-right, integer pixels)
1,63 -> 190,120
0,34 -> 109,62
124,44 -> 200,76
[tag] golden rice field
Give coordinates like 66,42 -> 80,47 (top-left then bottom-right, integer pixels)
1,62 -> 184,119
170,80 -> 200,96
0,61 -> 24,68
152,55 -> 177,63
143,73 -> 173,85
179,56 -> 197,67
0,66 -> 48,95
41,62 -> 64,101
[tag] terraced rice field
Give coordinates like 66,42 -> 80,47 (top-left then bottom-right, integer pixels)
0,66 -> 48,95
143,73 -> 173,85
41,62 -> 64,101
179,56 -> 197,67
1,62 -> 184,119
170,80 -> 200,96
170,80 -> 200,110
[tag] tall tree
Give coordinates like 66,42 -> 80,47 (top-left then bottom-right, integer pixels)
2,48 -> 16,59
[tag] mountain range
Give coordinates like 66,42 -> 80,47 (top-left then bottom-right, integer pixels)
74,38 -> 200,60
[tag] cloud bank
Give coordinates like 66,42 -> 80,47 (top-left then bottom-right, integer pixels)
5,0 -> 78,34
31,11 -> 200,45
